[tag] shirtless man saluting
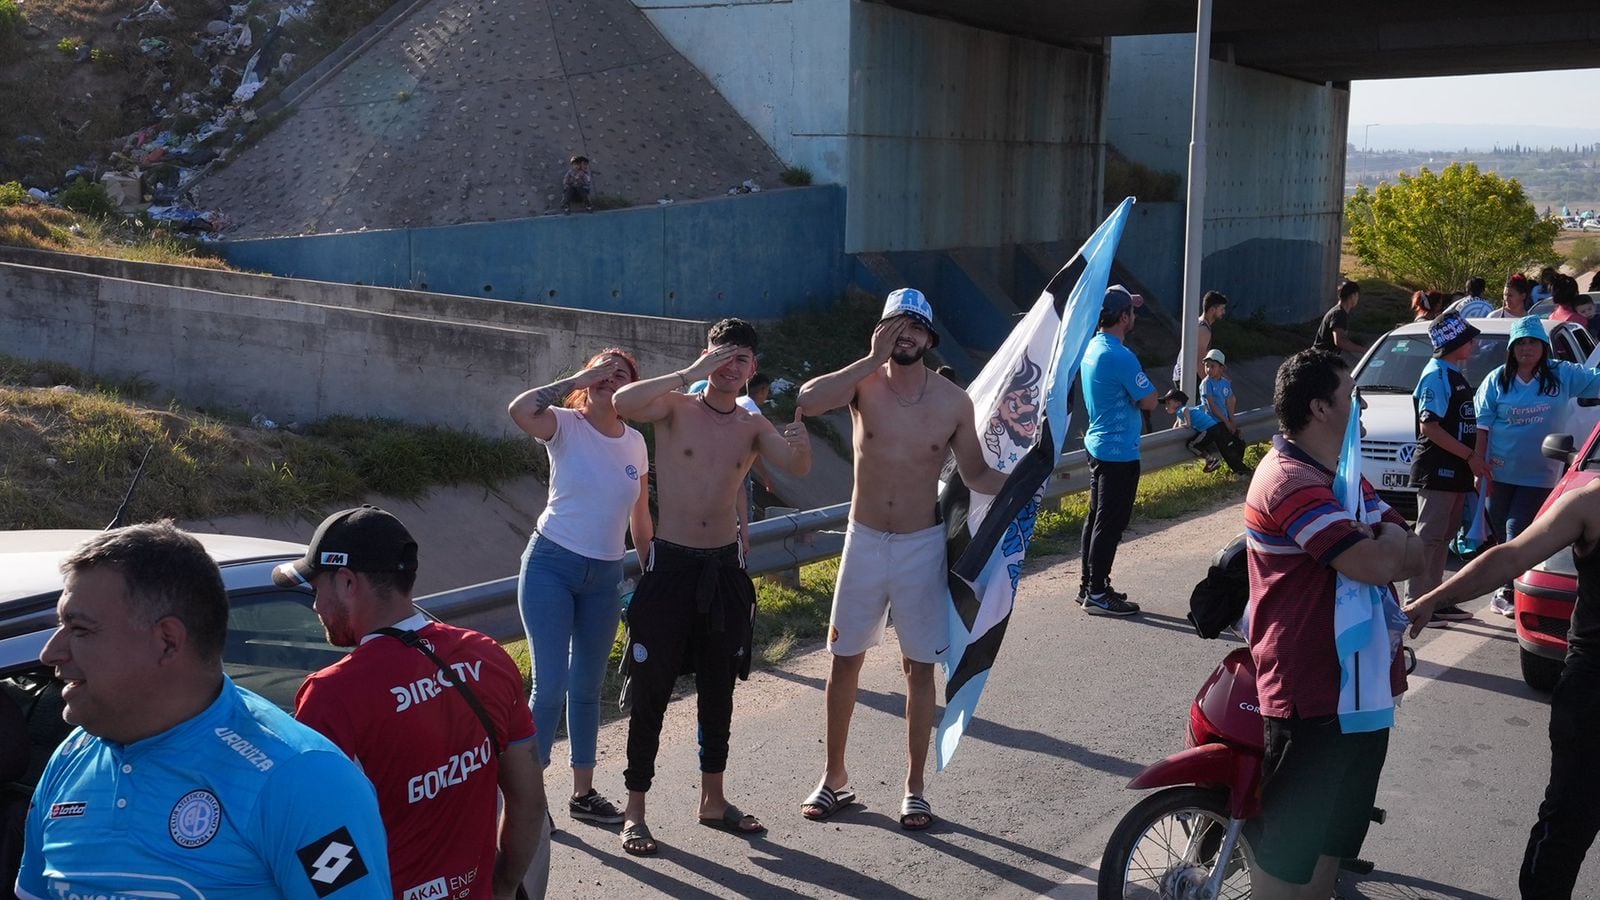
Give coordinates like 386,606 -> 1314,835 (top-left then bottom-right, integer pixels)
611,317 -> 812,856
795,288 -> 1009,830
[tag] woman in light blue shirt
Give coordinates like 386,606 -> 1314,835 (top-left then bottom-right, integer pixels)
1474,316 -> 1600,615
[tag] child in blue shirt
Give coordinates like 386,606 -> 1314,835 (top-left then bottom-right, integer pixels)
1474,315 -> 1600,614
1162,388 -> 1251,475
1200,349 -> 1241,441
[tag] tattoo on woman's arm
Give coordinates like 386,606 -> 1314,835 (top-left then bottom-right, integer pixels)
526,374 -> 583,415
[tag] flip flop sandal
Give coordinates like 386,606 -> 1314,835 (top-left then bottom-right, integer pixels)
620,822 -> 659,856
900,794 -> 934,831
801,785 -> 858,821
698,804 -> 767,836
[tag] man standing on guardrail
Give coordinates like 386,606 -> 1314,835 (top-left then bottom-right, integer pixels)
284,506 -> 549,899
793,288 -> 1008,831
610,318 -> 812,856
1078,285 -> 1157,616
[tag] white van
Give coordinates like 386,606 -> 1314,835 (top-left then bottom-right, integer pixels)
1352,317 -> 1600,519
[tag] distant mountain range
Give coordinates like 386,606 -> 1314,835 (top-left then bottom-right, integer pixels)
1351,123 -> 1600,153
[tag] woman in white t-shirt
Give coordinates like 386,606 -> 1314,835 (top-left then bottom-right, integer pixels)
509,348 -> 652,826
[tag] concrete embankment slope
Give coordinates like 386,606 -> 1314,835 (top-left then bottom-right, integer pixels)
198,0 -> 785,238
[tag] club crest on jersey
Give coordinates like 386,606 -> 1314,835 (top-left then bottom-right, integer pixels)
169,789 -> 222,848
320,552 -> 349,566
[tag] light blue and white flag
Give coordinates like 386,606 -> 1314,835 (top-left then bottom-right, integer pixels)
935,197 -> 1135,770
1332,389 -> 1407,733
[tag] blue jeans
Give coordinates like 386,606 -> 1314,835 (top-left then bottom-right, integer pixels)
517,534 -> 624,769
1487,482 -> 1553,593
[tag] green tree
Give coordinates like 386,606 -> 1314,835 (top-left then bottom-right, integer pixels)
1345,162 -> 1560,290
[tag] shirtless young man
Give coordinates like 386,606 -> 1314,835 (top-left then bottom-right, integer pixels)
794,288 -> 1009,830
609,318 -> 812,856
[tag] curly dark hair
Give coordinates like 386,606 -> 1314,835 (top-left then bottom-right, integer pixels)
1274,349 -> 1350,435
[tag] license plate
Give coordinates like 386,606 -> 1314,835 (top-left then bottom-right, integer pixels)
1382,473 -> 1410,488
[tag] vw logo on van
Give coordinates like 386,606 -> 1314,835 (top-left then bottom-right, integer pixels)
1397,444 -> 1418,464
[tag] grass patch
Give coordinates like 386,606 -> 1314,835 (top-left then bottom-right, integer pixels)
779,166 -> 813,187
1030,442 -> 1269,557
0,202 -> 233,269
1200,276 -> 1413,364
0,353 -> 547,529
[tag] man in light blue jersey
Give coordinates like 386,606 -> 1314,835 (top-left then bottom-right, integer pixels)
1078,285 -> 1158,615
16,523 -> 390,900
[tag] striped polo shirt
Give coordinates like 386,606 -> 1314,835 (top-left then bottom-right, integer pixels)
1244,435 -> 1408,719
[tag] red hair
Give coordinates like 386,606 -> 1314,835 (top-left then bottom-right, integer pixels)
565,348 -> 639,409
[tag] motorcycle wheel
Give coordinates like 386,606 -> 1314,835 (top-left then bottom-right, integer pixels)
1098,786 -> 1255,900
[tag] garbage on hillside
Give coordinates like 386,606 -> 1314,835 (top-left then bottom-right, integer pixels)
19,0 -> 322,235
769,377 -> 795,396
147,204 -> 230,233
727,179 -> 762,195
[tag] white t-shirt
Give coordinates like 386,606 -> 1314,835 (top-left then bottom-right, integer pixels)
736,395 -> 762,415
535,407 -> 648,561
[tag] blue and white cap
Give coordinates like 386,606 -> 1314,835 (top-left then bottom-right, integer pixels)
879,288 -> 939,347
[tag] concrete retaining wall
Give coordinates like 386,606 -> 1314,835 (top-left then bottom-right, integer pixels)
846,4 -> 1104,253
221,185 -> 848,320
635,0 -> 1105,254
0,261 -> 710,436
1106,36 -> 1348,323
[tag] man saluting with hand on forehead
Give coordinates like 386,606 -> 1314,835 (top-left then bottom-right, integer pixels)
796,288 -> 1009,832
610,317 -> 812,856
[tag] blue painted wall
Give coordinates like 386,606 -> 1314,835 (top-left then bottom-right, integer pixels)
1114,201 -> 1185,310
223,186 -> 848,319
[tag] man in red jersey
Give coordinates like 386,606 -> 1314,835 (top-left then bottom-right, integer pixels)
278,506 -> 547,900
1242,351 -> 1423,900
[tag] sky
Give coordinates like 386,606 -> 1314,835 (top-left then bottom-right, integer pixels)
1348,68 -> 1600,151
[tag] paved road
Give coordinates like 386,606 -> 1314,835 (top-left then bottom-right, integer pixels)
538,499 -> 1599,899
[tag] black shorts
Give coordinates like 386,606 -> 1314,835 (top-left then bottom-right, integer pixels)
1243,714 -> 1389,885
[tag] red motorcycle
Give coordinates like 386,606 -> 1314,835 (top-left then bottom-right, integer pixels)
1096,537 -> 1394,900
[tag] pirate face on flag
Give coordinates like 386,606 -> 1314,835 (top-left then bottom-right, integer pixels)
986,353 -> 1043,466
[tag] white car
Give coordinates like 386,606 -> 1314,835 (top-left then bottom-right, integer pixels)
1583,220 -> 1600,232
1353,317 -> 1600,519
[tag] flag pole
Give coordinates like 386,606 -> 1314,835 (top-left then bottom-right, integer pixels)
1179,0 -> 1213,394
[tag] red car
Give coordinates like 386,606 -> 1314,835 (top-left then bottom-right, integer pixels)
1513,421 -> 1600,691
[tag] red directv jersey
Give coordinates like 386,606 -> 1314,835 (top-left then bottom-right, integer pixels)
295,614 -> 535,900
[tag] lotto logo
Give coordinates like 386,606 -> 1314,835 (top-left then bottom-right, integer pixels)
296,826 -> 370,897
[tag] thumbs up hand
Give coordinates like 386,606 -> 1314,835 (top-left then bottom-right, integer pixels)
783,407 -> 811,455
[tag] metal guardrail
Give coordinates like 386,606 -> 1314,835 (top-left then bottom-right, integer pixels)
417,407 -> 1277,640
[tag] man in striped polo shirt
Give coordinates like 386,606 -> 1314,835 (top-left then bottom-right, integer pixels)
1242,349 -> 1425,900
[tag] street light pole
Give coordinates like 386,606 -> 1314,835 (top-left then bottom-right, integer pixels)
1178,0 -> 1213,399
1364,123 -> 1379,152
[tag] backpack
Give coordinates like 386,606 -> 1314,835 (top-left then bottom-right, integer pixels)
1187,533 -> 1250,639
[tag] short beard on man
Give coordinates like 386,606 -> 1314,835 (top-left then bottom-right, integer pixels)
891,347 -> 928,366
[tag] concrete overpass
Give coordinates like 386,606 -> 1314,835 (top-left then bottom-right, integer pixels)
877,1 -> 1600,81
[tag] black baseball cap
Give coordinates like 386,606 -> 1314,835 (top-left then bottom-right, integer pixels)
272,506 -> 419,590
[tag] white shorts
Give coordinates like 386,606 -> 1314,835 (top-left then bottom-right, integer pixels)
827,520 -> 950,663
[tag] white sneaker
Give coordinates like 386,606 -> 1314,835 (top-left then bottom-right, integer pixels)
1489,593 -> 1515,618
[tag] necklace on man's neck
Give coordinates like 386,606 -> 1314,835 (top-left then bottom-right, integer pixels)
698,390 -> 737,416
885,366 -> 928,408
